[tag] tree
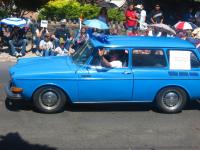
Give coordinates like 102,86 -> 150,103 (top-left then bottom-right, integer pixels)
0,0 -> 50,17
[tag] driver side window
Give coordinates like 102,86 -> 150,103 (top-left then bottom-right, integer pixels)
90,49 -> 128,68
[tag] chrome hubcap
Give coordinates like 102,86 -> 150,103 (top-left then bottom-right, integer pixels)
40,91 -> 58,108
162,92 -> 179,108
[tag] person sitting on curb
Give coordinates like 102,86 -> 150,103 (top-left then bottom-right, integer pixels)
33,25 -> 49,54
53,20 -> 71,48
39,33 -> 54,56
8,26 -> 27,57
52,38 -> 68,56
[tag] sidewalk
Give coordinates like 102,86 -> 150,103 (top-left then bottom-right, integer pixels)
0,51 -> 37,62
0,40 -> 36,62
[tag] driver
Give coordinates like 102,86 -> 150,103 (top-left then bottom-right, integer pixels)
92,47 -> 122,68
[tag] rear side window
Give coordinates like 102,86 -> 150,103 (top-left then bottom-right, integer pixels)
132,49 -> 166,67
167,50 -> 200,68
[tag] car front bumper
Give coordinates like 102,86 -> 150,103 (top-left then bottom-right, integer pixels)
5,84 -> 23,100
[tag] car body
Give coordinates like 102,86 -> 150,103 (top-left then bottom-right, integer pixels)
5,36 -> 200,113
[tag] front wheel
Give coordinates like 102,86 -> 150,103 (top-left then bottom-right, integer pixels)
33,86 -> 66,113
156,87 -> 187,114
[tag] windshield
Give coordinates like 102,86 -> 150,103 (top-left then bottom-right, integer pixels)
72,42 -> 94,65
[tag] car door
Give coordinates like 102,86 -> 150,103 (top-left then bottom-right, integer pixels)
76,49 -> 133,102
132,49 -> 168,102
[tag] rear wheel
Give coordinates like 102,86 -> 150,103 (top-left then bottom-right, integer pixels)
156,87 -> 187,113
33,86 -> 66,113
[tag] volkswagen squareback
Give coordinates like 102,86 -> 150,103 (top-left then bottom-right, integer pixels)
5,36 -> 200,113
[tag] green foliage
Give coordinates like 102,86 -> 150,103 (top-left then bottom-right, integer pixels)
38,0 -> 124,22
81,4 -> 100,19
108,8 -> 125,22
0,10 -> 8,19
1,0 -> 50,17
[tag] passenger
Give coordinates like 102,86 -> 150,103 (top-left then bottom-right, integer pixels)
39,33 -> 54,56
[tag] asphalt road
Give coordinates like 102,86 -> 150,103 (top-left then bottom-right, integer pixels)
0,62 -> 199,150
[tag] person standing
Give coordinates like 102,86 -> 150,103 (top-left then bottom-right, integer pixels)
195,9 -> 200,26
136,4 -> 147,30
97,7 -> 109,34
184,8 -> 195,23
125,3 -> 138,35
150,4 -> 164,24
98,7 -> 109,25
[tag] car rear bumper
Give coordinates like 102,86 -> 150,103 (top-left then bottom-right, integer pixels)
5,84 -> 23,100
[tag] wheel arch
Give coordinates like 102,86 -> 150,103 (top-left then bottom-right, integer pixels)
154,85 -> 191,102
31,84 -> 72,104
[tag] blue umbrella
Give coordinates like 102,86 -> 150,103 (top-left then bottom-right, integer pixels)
83,19 -> 109,30
0,17 -> 27,27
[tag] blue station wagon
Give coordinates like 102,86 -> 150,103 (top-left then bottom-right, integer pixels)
5,36 -> 200,113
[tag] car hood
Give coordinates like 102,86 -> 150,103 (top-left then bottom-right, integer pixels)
10,56 -> 78,77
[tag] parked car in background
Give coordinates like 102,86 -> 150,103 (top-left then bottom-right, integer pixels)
5,36 -> 200,113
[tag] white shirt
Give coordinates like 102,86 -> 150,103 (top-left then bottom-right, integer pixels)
39,40 -> 53,50
140,10 -> 146,23
110,60 -> 122,68
139,10 -> 147,30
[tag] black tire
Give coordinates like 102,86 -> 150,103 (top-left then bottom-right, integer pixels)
33,86 -> 66,113
156,87 -> 187,114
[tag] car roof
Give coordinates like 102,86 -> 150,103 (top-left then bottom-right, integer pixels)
90,36 -> 196,49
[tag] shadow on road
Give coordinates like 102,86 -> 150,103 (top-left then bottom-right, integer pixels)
5,98 -> 33,112
69,103 -> 153,112
5,98 -> 200,113
0,132 -> 56,150
184,101 -> 200,110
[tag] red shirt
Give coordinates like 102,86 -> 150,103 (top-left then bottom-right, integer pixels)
125,9 -> 138,27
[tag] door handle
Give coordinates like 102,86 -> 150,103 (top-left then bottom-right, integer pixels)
123,71 -> 132,75
81,75 -> 91,78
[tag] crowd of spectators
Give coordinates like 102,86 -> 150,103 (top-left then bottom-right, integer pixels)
0,19 -> 90,57
1,2 -> 200,58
